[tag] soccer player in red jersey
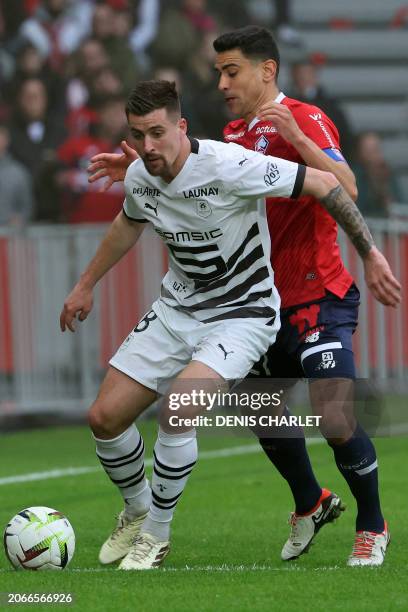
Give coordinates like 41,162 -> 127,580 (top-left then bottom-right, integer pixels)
213,26 -> 398,567
87,27 -> 400,566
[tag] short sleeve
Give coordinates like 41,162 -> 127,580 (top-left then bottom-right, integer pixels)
123,162 -> 149,223
224,143 -> 305,199
122,194 -> 149,223
293,105 -> 345,161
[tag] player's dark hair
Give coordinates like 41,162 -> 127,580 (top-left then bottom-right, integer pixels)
126,80 -> 181,119
213,26 -> 280,78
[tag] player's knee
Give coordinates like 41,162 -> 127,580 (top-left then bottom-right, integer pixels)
318,412 -> 356,441
88,400 -> 121,438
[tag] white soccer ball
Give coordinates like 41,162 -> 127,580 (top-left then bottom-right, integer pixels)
4,506 -> 75,570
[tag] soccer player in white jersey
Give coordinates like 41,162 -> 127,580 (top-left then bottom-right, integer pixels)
60,80 -> 386,570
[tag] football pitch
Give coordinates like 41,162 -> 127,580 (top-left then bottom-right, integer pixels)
1,423 -> 408,612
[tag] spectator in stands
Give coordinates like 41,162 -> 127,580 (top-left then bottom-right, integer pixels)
128,0 -> 160,70
92,2 -> 142,93
90,66 -> 125,102
9,77 -> 66,220
0,3 -> 15,87
66,38 -> 110,110
57,95 -> 126,223
182,0 -> 218,34
151,2 -> 201,70
0,0 -> 29,51
352,131 -> 404,217
182,30 -> 231,138
9,77 -> 65,175
273,0 -> 301,45
0,123 -> 34,226
19,0 -> 93,72
224,0 -> 300,44
207,0 -> 250,29
65,38 -> 112,136
5,42 -> 66,117
289,60 -> 354,159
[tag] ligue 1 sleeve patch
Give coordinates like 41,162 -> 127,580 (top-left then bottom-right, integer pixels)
323,147 -> 346,162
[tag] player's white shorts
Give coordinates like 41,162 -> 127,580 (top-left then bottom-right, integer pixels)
109,298 -> 280,392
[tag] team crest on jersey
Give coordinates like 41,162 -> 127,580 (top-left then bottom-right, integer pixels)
196,201 -> 212,218
255,135 -> 269,154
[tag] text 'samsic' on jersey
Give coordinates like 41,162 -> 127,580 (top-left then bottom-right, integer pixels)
123,138 -> 305,324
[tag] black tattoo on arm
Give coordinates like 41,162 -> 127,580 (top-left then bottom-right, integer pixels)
320,185 -> 374,258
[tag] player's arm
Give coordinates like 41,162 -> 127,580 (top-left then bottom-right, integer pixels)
302,167 -> 401,307
60,212 -> 146,332
258,102 -> 358,201
87,140 -> 138,191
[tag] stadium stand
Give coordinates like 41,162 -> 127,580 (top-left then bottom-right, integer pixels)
290,0 -> 408,199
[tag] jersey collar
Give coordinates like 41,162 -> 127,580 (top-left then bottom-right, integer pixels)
247,92 -> 286,132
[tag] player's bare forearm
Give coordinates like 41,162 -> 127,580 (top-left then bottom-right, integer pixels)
79,212 -> 145,289
320,185 -> 374,258
61,213 -> 145,332
293,133 -> 357,201
302,171 -> 401,307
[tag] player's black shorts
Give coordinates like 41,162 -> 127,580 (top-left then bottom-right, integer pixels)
251,283 -> 360,380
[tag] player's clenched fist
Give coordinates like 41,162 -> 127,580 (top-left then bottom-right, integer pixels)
258,102 -> 304,144
60,284 -> 94,332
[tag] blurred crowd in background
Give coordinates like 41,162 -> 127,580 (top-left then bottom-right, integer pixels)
0,0 -> 405,227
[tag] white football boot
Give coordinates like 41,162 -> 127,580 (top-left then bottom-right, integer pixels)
118,533 -> 170,570
281,489 -> 345,561
99,511 -> 147,564
347,522 -> 390,567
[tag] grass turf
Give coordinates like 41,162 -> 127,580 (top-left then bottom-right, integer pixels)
0,424 -> 407,611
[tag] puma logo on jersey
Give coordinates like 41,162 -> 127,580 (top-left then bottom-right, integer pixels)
239,156 -> 249,166
218,343 -> 234,360
144,201 -> 159,216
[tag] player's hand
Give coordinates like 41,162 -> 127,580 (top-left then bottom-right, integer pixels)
258,102 -> 304,144
363,246 -> 401,307
87,140 -> 138,192
60,284 -> 94,332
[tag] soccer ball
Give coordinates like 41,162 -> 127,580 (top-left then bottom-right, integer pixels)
4,506 -> 75,570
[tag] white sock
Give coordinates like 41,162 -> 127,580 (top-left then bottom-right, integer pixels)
142,428 -> 197,541
94,425 -> 151,518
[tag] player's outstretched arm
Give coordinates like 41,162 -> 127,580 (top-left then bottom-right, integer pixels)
87,140 -> 138,192
60,212 -> 146,332
302,168 -> 401,307
258,102 -> 358,201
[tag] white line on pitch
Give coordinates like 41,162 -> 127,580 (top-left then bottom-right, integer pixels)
0,439 -> 327,486
2,422 -> 406,487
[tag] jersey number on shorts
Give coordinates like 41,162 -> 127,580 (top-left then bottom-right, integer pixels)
134,310 -> 158,333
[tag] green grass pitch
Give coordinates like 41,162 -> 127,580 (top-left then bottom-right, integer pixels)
0,423 -> 407,611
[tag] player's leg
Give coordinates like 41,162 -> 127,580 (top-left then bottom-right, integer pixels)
91,307 -> 192,565
250,345 -> 323,516
88,366 -> 156,564
119,315 -> 277,570
249,324 -> 344,560
119,359 -> 224,570
300,285 -> 388,566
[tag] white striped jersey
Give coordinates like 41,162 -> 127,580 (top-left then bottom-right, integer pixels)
123,138 -> 305,324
